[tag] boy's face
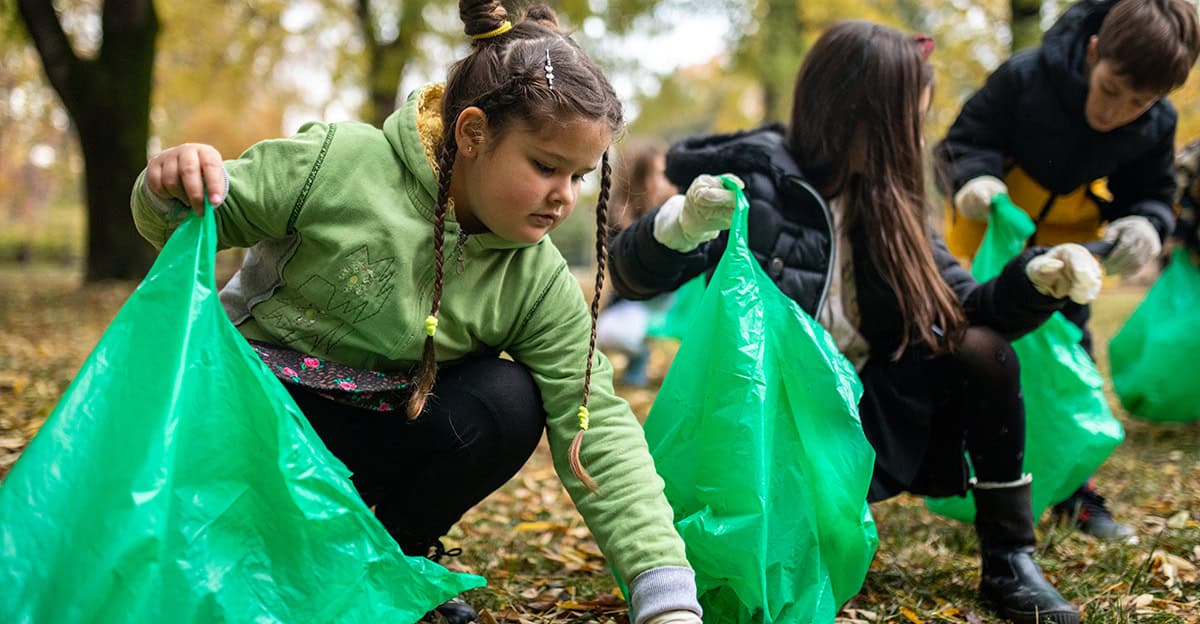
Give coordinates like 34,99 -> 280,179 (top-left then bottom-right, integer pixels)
1085,36 -> 1162,133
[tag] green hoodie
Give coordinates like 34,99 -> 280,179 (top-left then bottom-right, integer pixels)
132,85 -> 697,623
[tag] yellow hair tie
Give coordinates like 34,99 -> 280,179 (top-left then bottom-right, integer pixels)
470,21 -> 512,40
424,315 -> 439,337
577,406 -> 590,431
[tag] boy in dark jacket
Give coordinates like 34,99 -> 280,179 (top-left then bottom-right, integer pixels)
934,0 -> 1200,540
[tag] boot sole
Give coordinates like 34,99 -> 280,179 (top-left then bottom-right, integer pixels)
981,591 -> 1079,624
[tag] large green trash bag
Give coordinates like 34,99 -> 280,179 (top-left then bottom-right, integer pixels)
0,206 -> 484,623
647,274 -> 707,341
1109,249 -> 1200,423
642,177 -> 878,623
926,194 -> 1124,522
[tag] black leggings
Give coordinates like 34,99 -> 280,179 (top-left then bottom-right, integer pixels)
285,358 -> 545,556
864,326 -> 1026,500
953,326 -> 1027,484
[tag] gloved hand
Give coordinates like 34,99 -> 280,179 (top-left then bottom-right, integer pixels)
953,175 -> 1008,221
1101,215 -> 1162,276
643,610 -> 703,624
653,174 -> 744,252
1025,243 -> 1103,304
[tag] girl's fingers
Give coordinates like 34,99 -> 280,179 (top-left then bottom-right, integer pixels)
178,148 -> 206,215
159,153 -> 183,204
202,152 -> 225,207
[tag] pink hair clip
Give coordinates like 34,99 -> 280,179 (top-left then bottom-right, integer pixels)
915,34 -> 935,61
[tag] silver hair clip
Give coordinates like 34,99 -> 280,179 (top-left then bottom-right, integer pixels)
544,49 -> 555,89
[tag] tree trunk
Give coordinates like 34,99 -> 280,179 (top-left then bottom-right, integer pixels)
1011,0 -> 1043,52
17,0 -> 159,281
358,0 -> 426,127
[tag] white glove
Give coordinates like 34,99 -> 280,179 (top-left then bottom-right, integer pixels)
643,610 -> 703,624
1102,215 -> 1161,276
953,175 -> 1008,221
1025,243 -> 1103,304
653,174 -> 744,252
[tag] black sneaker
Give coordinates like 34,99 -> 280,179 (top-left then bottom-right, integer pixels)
1052,482 -> 1135,541
420,541 -> 479,624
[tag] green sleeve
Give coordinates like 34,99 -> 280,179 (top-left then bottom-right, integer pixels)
130,122 -> 332,249
506,265 -> 690,582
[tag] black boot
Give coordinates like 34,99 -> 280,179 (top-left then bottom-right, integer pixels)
974,478 -> 1079,624
1051,481 -> 1136,541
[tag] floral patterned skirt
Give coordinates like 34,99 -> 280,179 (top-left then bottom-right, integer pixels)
247,340 -> 412,413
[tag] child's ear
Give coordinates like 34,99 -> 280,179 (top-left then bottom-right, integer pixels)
455,106 -> 489,156
1086,35 -> 1099,67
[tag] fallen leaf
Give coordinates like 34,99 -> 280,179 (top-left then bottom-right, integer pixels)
1168,510 -> 1191,529
899,606 -> 923,623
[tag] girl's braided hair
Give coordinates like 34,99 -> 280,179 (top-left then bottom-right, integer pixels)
407,0 -> 623,491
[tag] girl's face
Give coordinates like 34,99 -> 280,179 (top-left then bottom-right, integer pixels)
453,113 -> 612,244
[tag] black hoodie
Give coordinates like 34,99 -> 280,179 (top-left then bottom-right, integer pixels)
933,0 -> 1177,240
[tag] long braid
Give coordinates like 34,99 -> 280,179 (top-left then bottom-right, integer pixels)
407,138 -> 459,420
568,149 -> 611,492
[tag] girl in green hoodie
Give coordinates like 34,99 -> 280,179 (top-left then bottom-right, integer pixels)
131,3 -> 704,623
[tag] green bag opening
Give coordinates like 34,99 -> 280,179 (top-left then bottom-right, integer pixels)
925,194 -> 1124,522
0,205 -> 484,623
640,177 -> 878,623
1109,249 -> 1200,423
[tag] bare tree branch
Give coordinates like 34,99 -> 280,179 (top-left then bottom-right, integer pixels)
16,0 -> 79,101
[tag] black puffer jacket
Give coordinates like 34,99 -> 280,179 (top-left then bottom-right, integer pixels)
933,0 -> 1177,240
609,125 -> 1065,357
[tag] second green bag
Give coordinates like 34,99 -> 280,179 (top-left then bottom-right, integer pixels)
1109,249 -> 1200,423
926,194 -> 1124,522
644,177 -> 878,623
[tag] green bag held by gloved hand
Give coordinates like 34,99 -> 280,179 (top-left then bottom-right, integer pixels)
1109,249 -> 1200,423
643,177 -> 878,623
647,274 -> 706,341
0,204 -> 484,623
926,194 -> 1124,522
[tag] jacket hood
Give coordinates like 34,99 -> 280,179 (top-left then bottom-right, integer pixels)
1040,0 -> 1115,112
664,123 -> 806,190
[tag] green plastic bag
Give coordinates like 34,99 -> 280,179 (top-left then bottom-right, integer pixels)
0,206 -> 484,623
1109,249 -> 1200,423
647,274 -> 707,341
643,177 -> 878,623
926,194 -> 1124,522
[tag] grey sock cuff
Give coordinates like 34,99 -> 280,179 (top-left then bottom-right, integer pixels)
628,566 -> 702,624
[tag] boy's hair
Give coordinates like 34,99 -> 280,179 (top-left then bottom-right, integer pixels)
787,21 -> 967,358
409,0 -> 623,490
1097,0 -> 1200,93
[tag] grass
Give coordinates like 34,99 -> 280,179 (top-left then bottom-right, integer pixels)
0,265 -> 1197,623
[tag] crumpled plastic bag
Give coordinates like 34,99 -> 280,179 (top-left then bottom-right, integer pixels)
926,194 -> 1124,522
642,176 -> 878,623
0,205 -> 484,623
1109,249 -> 1200,423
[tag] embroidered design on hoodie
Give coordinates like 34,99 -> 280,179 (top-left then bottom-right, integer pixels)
255,244 -> 396,352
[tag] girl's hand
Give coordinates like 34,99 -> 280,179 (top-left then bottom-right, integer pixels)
145,143 -> 226,215
1025,243 -> 1102,304
653,173 -> 744,252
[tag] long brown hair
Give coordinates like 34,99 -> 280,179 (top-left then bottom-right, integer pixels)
787,21 -> 966,357
409,1 -> 623,490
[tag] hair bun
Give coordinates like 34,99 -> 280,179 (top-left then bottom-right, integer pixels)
460,0 -> 508,38
524,4 -> 560,30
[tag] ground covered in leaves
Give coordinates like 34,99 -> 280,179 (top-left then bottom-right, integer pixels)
1,265 -> 1197,623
